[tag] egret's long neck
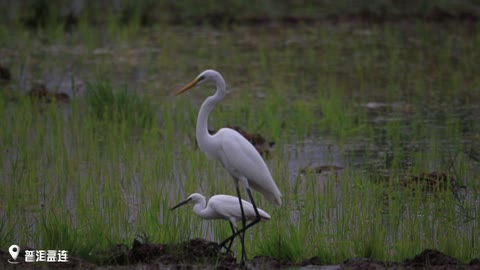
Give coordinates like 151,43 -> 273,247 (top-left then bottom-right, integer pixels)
192,197 -> 213,219
196,77 -> 225,156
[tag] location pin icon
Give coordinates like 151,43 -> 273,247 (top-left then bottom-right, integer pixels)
9,245 -> 20,261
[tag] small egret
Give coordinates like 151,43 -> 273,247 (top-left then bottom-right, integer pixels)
171,193 -> 271,253
175,70 -> 282,264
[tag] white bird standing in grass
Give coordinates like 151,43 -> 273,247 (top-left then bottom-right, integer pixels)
171,193 -> 271,252
175,70 -> 281,265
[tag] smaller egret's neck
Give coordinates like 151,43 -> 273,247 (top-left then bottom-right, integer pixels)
192,197 -> 210,219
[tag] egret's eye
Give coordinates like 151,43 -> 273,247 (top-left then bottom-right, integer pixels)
198,75 -> 205,82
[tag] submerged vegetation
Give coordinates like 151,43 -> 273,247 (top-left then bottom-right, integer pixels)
0,0 -> 479,267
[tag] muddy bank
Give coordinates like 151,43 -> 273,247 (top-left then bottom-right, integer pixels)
1,239 -> 479,269
341,249 -> 480,270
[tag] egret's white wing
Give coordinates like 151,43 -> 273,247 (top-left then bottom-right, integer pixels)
209,195 -> 271,223
215,128 -> 282,206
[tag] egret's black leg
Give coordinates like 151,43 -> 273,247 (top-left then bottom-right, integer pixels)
224,188 -> 262,239
236,186 -> 247,266
218,187 -> 262,266
217,222 -> 237,253
217,187 -> 246,258
225,222 -> 237,252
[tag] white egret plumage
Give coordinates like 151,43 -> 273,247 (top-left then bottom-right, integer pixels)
175,70 -> 281,264
171,193 -> 271,252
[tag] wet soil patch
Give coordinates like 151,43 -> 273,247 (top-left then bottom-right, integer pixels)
300,165 -> 344,174
0,64 -> 11,83
399,171 -> 460,192
104,238 -> 324,269
26,83 -> 70,104
342,249 -> 480,270
102,238 -> 237,268
4,83 -> 71,105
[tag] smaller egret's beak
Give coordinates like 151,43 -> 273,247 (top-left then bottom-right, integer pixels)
175,78 -> 199,96
170,198 -> 192,210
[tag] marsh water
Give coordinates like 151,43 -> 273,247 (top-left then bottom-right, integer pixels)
1,22 -> 480,267
5,25 -> 479,173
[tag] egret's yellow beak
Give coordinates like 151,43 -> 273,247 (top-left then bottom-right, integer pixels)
175,78 -> 199,96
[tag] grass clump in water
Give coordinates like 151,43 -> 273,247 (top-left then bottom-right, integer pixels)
257,232 -> 304,262
85,79 -> 155,130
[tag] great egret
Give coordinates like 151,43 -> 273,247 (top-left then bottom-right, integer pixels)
171,193 -> 271,252
175,69 -> 282,264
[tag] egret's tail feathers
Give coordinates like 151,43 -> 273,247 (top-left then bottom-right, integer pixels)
249,177 -> 282,206
257,207 -> 271,220
273,195 -> 282,207
265,191 -> 282,207
261,216 -> 271,221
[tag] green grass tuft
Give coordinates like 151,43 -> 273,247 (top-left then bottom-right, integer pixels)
85,79 -> 155,130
